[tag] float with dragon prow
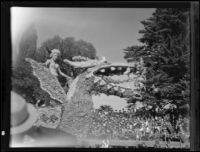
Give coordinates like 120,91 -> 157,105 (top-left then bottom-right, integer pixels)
25,55 -> 147,138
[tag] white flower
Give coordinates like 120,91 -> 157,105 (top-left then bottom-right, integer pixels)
99,80 -> 106,86
154,88 -> 159,92
120,88 -> 125,93
107,85 -> 112,89
94,77 -> 101,83
100,69 -> 106,73
114,86 -> 119,91
110,67 -> 116,71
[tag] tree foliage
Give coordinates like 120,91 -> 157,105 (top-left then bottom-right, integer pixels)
35,36 -> 97,78
123,8 -> 190,122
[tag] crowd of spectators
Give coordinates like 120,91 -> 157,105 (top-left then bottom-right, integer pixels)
87,109 -> 189,144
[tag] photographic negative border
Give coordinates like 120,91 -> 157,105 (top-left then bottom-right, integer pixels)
190,2 -> 199,151
1,1 -> 199,151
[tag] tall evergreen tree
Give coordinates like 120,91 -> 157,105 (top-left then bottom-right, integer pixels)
12,24 -> 51,104
16,24 -> 38,65
124,8 -> 190,126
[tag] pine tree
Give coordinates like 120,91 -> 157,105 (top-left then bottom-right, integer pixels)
124,8 -> 190,126
12,24 -> 51,104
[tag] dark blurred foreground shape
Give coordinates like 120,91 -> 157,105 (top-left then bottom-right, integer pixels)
10,91 -> 78,147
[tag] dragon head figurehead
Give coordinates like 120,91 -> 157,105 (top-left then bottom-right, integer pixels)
64,56 -> 146,101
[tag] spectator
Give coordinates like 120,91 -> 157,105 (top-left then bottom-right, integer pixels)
87,107 -> 188,146
153,140 -> 161,148
101,139 -> 110,148
166,140 -> 171,148
141,142 -> 147,148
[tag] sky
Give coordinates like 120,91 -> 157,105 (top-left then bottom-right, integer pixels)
11,7 -> 155,110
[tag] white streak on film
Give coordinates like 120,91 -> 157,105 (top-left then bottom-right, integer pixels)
66,76 -> 79,101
